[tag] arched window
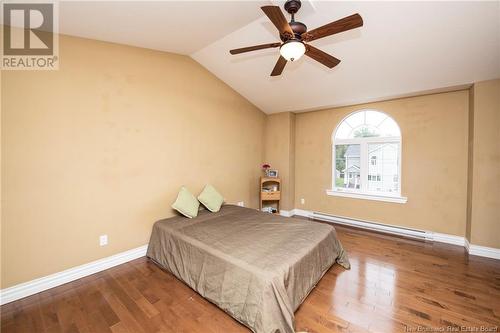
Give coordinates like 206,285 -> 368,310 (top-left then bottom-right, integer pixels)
329,110 -> 406,203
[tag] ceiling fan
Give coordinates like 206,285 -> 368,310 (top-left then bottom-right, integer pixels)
229,0 -> 363,76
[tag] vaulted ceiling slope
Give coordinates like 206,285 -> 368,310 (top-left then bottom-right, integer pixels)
10,1 -> 500,114
56,1 -> 269,55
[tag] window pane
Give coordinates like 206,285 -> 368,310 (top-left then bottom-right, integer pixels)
344,112 -> 364,129
335,121 -> 352,139
377,117 -> 400,137
335,144 -> 360,189
334,110 -> 400,139
365,110 -> 387,127
352,125 -> 380,138
367,143 -> 399,193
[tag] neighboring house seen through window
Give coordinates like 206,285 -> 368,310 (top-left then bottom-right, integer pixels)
329,110 -> 407,203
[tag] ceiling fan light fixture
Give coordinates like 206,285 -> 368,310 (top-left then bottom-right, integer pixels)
279,40 -> 305,62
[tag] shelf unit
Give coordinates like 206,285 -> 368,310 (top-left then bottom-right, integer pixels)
259,177 -> 281,214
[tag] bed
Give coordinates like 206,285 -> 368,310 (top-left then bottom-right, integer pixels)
147,205 -> 350,333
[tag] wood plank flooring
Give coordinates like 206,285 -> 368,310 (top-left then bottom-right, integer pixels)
2,222 -> 499,333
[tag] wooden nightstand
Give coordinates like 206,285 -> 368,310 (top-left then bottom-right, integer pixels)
260,177 -> 281,214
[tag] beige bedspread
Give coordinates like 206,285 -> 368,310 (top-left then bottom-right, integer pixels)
147,205 -> 350,333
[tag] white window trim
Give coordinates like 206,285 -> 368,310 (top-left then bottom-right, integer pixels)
330,110 -> 406,204
326,189 -> 408,204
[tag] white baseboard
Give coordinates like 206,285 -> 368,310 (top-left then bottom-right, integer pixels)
430,232 -> 467,246
289,208 -> 498,260
0,245 -> 148,305
465,238 -> 470,252
279,210 -> 293,217
468,244 -> 500,259
291,208 -> 312,218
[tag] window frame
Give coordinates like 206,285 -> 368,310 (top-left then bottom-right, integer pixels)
328,110 -> 407,204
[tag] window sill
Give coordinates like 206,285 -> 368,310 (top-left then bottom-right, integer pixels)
326,189 -> 408,204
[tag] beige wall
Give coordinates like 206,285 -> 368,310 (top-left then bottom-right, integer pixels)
264,112 -> 295,210
469,79 -> 500,248
1,35 -> 266,288
294,91 -> 470,236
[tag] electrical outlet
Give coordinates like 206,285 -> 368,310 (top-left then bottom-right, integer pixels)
300,198 -> 305,205
99,234 -> 108,246
237,201 -> 245,207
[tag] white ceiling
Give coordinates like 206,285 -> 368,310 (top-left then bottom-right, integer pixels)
58,1 -> 270,55
8,1 -> 500,114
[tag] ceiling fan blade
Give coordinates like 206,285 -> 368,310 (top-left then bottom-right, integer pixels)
261,6 -> 294,37
230,42 -> 281,55
302,13 -> 363,42
305,45 -> 341,68
271,56 -> 287,76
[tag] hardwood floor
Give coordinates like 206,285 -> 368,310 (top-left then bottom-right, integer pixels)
2,223 -> 499,333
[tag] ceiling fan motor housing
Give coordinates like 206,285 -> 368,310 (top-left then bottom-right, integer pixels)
290,21 -> 307,37
283,0 -> 307,40
284,0 -> 301,14
281,21 -> 307,41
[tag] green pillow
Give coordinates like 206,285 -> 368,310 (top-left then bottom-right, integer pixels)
172,186 -> 200,218
198,185 -> 224,212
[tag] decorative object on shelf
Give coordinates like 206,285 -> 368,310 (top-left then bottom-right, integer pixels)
261,207 -> 278,214
260,177 -> 281,214
267,169 -> 278,178
262,163 -> 271,176
262,184 -> 279,192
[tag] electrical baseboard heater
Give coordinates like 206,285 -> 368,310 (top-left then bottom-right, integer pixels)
310,211 -> 430,241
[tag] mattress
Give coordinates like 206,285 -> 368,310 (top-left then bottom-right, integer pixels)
147,205 -> 350,333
